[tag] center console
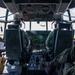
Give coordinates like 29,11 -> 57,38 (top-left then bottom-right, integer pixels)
27,50 -> 48,75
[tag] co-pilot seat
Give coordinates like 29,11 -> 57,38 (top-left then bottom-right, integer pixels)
46,23 -> 74,59
5,24 -> 28,61
54,23 -> 74,57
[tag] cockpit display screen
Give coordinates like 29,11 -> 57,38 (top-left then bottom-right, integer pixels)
27,31 -> 50,43
32,34 -> 44,43
26,31 -> 50,49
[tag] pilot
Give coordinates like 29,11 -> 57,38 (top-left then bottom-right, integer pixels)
24,31 -> 31,52
45,46 -> 75,75
45,23 -> 58,51
45,14 -> 63,52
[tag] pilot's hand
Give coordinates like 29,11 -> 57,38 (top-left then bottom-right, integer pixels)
45,62 -> 51,73
45,62 -> 56,75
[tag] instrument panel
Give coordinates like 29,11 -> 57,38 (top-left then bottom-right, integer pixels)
27,50 -> 48,75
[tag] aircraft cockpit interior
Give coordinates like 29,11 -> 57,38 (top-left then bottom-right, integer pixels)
0,0 -> 75,75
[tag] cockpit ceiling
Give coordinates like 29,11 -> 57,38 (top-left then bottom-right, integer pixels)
1,0 -> 73,21
0,0 -> 6,8
4,0 -> 71,3
0,0 -> 74,9
69,0 -> 75,8
15,0 -> 59,3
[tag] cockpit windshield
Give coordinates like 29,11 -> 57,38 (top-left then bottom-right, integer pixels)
0,7 -> 75,38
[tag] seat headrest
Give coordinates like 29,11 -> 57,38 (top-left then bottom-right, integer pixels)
58,23 -> 71,30
8,24 -> 19,29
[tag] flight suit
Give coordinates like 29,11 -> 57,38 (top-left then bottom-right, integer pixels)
45,31 -> 54,50
46,46 -> 75,75
52,46 -> 75,66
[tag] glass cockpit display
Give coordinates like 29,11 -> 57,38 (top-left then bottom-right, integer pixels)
26,31 -> 50,49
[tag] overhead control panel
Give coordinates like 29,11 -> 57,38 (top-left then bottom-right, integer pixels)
3,0 -> 72,21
